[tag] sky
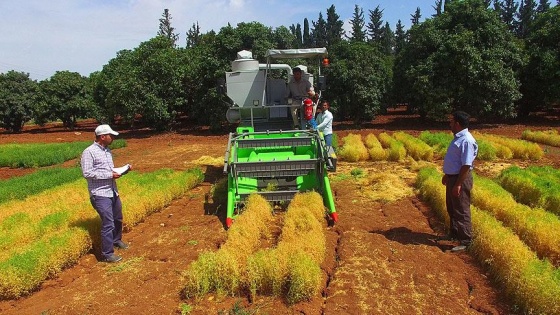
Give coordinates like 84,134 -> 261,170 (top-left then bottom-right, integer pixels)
0,0 -> 436,81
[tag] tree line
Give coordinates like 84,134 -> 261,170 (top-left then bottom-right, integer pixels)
0,0 -> 558,132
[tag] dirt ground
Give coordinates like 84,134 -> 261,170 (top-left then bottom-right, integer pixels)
0,108 -> 559,315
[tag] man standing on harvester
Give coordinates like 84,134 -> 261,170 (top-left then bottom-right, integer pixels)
287,67 -> 315,128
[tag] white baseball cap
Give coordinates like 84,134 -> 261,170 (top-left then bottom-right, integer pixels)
94,124 -> 119,136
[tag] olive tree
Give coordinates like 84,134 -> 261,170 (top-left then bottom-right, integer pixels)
395,0 -> 524,120
92,36 -> 187,129
518,6 -> 560,116
36,71 -> 94,129
0,71 -> 38,133
325,41 -> 392,124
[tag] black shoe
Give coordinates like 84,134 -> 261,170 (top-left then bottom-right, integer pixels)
103,255 -> 122,263
114,240 -> 129,250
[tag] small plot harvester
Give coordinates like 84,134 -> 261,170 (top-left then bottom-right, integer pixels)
222,48 -> 338,227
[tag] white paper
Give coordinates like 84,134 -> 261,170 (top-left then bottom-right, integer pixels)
113,164 -> 131,175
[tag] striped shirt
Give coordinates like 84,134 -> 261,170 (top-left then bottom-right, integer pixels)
81,142 -> 118,197
443,128 -> 478,175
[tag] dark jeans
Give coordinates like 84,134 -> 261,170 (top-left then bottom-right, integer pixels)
90,193 -> 123,258
445,172 -> 473,245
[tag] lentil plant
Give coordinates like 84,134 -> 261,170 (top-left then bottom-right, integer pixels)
0,168 -> 203,299
416,167 -> 560,315
181,192 -> 326,304
392,131 -> 433,161
0,139 -> 126,168
337,133 -> 369,162
497,166 -> 560,216
522,129 -> 560,147
0,167 -> 82,204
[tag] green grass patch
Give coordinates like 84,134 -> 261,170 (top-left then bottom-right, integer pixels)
0,167 -> 82,204
0,139 -> 126,168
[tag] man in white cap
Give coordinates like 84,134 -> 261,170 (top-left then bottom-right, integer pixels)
81,124 -> 131,263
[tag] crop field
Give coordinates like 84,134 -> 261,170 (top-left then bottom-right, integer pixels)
0,112 -> 559,315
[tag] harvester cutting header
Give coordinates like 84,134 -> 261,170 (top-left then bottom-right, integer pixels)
222,48 -> 338,227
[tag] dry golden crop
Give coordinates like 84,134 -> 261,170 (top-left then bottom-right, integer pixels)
364,133 -> 388,161
338,133 -> 369,162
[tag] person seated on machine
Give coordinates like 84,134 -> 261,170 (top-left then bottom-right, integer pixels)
287,67 -> 315,128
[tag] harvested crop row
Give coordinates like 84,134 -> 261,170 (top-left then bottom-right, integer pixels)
181,192 -> 327,304
497,166 -> 560,216
418,131 -> 451,157
181,194 -> 274,298
337,133 -> 369,162
474,132 -> 543,160
0,228 -> 91,299
0,168 -> 203,299
522,129 -> 560,147
415,167 -> 560,315
378,132 -> 406,161
419,131 -> 503,161
393,131 -> 433,161
473,174 -> 560,265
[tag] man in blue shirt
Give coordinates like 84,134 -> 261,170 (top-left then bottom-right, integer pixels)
81,124 -> 131,263
440,111 -> 478,252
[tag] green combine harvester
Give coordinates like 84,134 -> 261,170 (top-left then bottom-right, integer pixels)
222,48 -> 338,227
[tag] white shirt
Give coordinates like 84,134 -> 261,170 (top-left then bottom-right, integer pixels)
316,109 -> 333,135
443,128 -> 478,175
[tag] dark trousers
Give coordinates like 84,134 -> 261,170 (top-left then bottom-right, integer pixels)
445,172 -> 473,245
90,193 -> 123,258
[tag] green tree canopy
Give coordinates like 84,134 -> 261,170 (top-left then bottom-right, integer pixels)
93,36 -> 187,129
157,8 -> 179,45
312,12 -> 328,48
36,71 -> 93,129
519,5 -> 560,115
325,41 -> 392,124
0,71 -> 38,133
396,0 -> 524,120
